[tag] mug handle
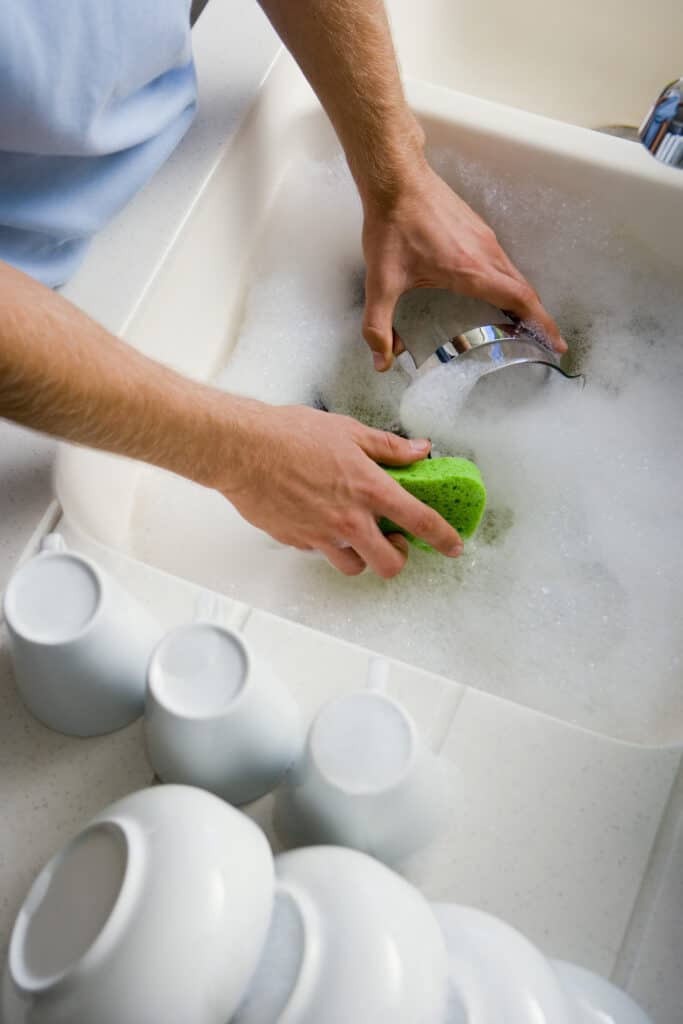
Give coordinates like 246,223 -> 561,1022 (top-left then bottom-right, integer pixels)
40,532 -> 66,553
193,590 -> 250,633
365,655 -> 390,694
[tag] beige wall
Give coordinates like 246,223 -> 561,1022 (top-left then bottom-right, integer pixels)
386,0 -> 682,128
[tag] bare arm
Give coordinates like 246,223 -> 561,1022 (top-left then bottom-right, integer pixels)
0,261 -> 463,576
257,0 -> 424,203
0,262 -> 236,482
259,0 -> 566,365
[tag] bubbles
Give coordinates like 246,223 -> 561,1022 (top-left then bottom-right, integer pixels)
400,359 -> 489,446
206,150 -> 683,744
214,155 -> 366,410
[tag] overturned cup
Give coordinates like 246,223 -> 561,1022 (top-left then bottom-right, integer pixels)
144,620 -> 303,805
274,687 -> 447,865
3,534 -> 161,737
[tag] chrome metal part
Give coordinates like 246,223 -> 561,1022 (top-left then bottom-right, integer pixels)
405,322 -> 582,383
639,79 -> 683,168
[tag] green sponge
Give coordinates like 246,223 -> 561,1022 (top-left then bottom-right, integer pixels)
380,457 -> 486,551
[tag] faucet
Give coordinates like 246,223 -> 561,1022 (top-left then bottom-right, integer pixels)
639,79 -> 683,168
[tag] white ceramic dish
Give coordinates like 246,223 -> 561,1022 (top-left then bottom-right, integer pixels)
2,785 -> 274,1024
552,961 -> 652,1024
432,902 -> 652,1023
145,621 -> 303,804
274,689 -> 446,863
2,534 -> 161,736
3,792 -> 653,1024
258,845 -> 450,1024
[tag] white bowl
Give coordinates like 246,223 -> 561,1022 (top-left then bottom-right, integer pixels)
432,903 -> 653,1024
236,845 -> 450,1024
553,960 -> 653,1024
3,786 -> 274,1024
433,903 -> 575,1023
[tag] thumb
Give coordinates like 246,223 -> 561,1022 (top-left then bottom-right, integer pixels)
359,426 -> 432,466
362,278 -> 399,372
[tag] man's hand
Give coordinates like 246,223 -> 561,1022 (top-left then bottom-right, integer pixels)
0,261 -> 462,578
258,0 -> 566,370
362,162 -> 567,371
215,402 -> 463,577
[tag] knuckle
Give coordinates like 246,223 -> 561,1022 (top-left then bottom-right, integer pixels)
342,561 -> 365,577
358,474 -> 381,505
375,548 -> 405,579
514,281 -> 539,310
362,323 -> 389,349
379,430 -> 402,459
411,508 -> 437,538
381,558 -> 404,580
332,509 -> 359,540
480,223 -> 498,245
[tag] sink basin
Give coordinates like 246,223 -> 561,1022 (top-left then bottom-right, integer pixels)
56,53 -> 683,747
54,52 -> 683,1023
386,0 -> 683,130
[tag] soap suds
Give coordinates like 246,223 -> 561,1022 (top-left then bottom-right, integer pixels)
133,152 -> 683,744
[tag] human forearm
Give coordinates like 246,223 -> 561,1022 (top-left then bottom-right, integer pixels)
257,0 -> 425,205
0,262 -> 463,576
0,260 -> 249,487
258,0 -> 565,366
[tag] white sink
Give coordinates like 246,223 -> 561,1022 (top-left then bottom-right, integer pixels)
53,53 -> 683,1023
56,52 -> 683,745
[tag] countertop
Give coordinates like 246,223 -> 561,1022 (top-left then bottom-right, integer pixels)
0,0 -> 280,960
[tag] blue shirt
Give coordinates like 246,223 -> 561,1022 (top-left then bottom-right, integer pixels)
0,0 -> 197,286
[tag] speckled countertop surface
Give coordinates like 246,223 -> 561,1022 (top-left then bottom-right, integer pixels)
0,0 -> 280,960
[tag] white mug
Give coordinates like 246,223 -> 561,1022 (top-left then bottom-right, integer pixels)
274,663 -> 447,864
144,608 -> 303,806
3,534 -> 161,737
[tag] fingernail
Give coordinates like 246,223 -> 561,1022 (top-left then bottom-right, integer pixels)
388,534 -> 409,555
373,352 -> 387,371
409,438 -> 430,452
447,542 -> 464,557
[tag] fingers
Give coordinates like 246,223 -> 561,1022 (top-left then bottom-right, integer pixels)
381,484 -> 463,558
320,525 -> 409,580
351,521 -> 410,579
473,269 -> 567,354
362,275 -> 400,372
386,532 -> 409,557
320,543 -> 367,576
392,328 -> 406,356
359,427 -> 431,466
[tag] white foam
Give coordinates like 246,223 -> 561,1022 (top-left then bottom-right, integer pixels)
400,358 -> 488,445
139,150 -> 683,744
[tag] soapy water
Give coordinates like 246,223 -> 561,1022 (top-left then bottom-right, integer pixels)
400,358 -> 490,442
134,151 -> 683,744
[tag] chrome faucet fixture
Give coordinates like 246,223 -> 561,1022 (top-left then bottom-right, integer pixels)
639,79 -> 683,168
